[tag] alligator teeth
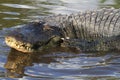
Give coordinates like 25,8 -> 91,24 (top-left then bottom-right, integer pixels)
6,37 -> 34,52
17,45 -> 21,49
28,48 -> 32,51
26,43 -> 31,47
26,47 -> 29,50
12,42 -> 15,46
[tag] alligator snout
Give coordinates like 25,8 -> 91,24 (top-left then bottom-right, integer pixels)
5,35 -> 34,53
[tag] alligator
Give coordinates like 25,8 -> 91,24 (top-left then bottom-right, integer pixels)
4,8 -> 120,53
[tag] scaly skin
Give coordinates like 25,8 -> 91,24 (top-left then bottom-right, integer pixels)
5,8 -> 120,53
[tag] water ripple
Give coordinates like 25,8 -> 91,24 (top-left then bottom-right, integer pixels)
3,17 -> 19,20
1,3 -> 37,9
0,11 -> 20,15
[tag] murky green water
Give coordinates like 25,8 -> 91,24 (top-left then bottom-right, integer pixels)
0,0 -> 120,79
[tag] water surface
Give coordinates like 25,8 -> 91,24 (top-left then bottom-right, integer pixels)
0,0 -> 120,79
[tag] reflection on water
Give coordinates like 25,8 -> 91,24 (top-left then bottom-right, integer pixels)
4,47 -> 79,78
4,48 -> 120,79
1,4 -> 37,9
0,0 -> 120,79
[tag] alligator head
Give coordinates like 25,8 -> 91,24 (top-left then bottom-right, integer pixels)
5,21 -> 63,53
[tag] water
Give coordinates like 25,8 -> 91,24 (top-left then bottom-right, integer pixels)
0,0 -> 120,79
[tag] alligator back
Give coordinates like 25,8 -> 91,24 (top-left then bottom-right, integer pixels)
43,8 -> 120,51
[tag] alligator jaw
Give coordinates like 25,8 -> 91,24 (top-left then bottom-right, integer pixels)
5,36 -> 34,53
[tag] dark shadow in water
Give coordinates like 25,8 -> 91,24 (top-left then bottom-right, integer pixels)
4,47 -> 80,78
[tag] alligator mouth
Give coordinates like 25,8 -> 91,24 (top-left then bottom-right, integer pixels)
5,36 -> 35,53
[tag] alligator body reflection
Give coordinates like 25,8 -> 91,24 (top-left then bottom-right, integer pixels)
4,47 -> 80,78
